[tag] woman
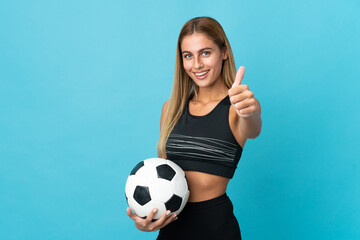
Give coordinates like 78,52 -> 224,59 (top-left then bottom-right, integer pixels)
127,16 -> 262,240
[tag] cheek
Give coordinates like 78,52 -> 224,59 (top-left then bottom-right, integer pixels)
206,59 -> 222,73
183,61 -> 192,73
205,56 -> 221,67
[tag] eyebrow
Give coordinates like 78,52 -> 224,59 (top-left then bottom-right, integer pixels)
182,47 -> 213,54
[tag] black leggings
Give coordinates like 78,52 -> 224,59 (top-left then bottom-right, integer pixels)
156,193 -> 241,240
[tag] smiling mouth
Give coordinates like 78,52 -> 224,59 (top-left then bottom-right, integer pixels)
194,70 -> 209,76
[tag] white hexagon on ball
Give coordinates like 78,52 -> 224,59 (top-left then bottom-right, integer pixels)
172,173 -> 189,197
149,178 -> 174,203
134,165 -> 158,186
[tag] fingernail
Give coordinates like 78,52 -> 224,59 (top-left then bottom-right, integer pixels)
175,217 -> 178,220
153,208 -> 158,213
166,210 -> 171,215
173,213 -> 177,218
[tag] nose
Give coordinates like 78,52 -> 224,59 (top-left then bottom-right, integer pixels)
194,56 -> 204,70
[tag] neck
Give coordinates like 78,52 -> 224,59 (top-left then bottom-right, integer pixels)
194,78 -> 228,103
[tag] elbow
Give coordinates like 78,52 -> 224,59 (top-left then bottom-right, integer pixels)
245,121 -> 262,139
249,131 -> 260,139
239,113 -> 262,139
248,129 -> 261,139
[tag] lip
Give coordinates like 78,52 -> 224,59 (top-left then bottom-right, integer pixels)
193,70 -> 210,80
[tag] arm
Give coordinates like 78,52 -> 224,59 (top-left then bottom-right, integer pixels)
238,98 -> 262,139
160,100 -> 170,131
158,100 -> 170,158
126,99 -> 177,231
229,66 -> 262,139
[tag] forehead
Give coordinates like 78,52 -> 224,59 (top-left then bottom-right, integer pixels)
181,33 -> 218,52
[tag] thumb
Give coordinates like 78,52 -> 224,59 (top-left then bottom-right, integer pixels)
232,66 -> 245,88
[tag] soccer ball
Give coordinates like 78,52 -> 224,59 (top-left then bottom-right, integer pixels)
125,158 -> 190,220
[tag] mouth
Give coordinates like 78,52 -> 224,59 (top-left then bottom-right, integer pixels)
193,70 -> 210,79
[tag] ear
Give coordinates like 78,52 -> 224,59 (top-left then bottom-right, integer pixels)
222,48 -> 228,60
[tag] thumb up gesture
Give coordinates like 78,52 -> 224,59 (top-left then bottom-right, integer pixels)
228,66 -> 257,118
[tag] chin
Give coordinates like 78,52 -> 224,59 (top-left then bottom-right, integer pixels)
194,81 -> 211,88
192,79 -> 216,89
190,75 -> 215,88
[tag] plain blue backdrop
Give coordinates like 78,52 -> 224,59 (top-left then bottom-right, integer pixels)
1,0 -> 359,239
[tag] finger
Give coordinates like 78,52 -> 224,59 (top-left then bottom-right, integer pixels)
238,113 -> 252,118
238,105 -> 257,116
143,208 -> 159,226
150,210 -> 172,228
228,84 -> 249,97
232,66 -> 245,88
153,212 -> 178,232
127,208 -> 140,221
234,98 -> 256,110
229,89 -> 252,104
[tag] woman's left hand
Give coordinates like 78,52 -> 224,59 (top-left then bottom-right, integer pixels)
228,66 -> 257,118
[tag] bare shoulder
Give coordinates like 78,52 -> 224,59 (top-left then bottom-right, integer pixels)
160,100 -> 170,129
228,105 -> 247,148
162,100 -> 170,113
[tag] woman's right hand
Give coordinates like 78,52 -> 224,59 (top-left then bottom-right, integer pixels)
126,207 -> 178,232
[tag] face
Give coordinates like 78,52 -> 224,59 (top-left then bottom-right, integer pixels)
180,33 -> 227,88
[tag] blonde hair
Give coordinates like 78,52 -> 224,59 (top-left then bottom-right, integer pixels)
157,16 -> 237,157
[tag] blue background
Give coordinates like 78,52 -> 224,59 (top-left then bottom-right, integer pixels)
1,0 -> 359,239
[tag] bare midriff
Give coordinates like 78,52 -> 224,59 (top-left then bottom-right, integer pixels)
184,170 -> 230,202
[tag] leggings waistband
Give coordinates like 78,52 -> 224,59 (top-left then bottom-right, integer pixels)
185,193 -> 230,209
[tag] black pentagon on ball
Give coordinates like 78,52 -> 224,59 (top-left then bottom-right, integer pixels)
130,161 -> 144,175
133,186 -> 151,206
140,216 -> 156,222
156,164 -> 176,181
165,194 -> 182,212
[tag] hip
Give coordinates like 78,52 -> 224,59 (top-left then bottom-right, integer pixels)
157,193 -> 241,240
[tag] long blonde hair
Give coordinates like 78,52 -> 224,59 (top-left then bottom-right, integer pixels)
157,16 -> 237,157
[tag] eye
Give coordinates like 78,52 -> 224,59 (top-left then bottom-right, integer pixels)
184,54 -> 192,59
202,51 -> 210,56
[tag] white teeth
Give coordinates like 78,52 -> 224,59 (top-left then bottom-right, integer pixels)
195,71 -> 209,76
